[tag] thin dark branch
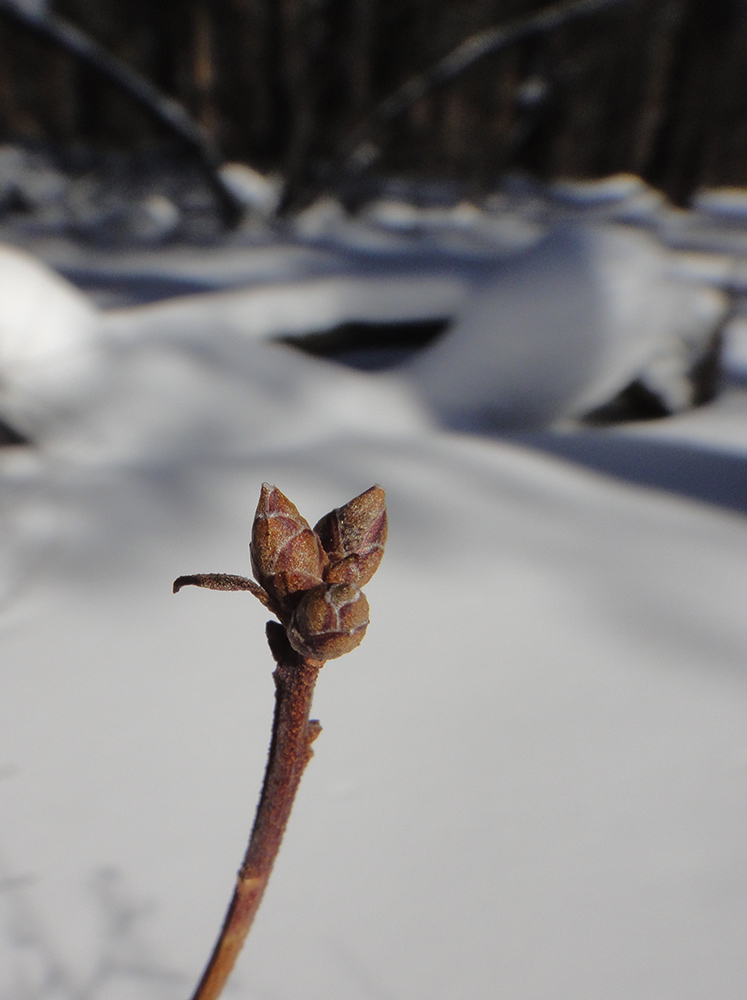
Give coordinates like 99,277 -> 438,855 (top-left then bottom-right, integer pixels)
280,0 -> 633,212
0,0 -> 243,226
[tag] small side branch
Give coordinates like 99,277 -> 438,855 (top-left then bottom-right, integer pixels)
172,574 -> 276,612
188,623 -> 322,1000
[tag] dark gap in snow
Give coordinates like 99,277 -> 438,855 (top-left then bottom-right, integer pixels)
581,380 -> 672,425
0,415 -> 29,447
276,317 -> 450,371
583,330 -> 725,425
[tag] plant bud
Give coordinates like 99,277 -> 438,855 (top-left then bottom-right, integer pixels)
314,485 -> 387,587
251,484 -> 326,601
287,583 -> 370,660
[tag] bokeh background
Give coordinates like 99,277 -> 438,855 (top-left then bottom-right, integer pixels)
1,0 -> 745,203
2,5 -> 747,1000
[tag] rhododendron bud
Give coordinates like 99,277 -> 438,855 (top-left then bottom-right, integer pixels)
287,583 -> 370,660
251,484 -> 326,602
314,485 -> 387,587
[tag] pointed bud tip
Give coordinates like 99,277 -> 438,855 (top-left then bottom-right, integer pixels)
363,484 -> 385,502
256,483 -> 294,515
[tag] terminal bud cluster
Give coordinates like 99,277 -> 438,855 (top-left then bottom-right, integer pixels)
251,483 -> 386,661
174,484 -> 386,663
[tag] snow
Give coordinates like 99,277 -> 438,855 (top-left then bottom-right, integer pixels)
2,181 -> 747,1000
217,164 -> 281,218
723,316 -> 747,382
691,187 -> 747,220
402,224 -> 728,426
0,245 -> 98,437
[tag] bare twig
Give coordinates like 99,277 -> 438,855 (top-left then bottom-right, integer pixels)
0,0 -> 243,226
279,0 -> 633,212
187,623 -> 322,1000
174,485 -> 387,1000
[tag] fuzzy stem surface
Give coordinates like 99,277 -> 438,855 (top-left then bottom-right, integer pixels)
189,622 -> 323,1000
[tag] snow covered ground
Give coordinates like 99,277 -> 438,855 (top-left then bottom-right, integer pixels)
1,176 -> 747,1000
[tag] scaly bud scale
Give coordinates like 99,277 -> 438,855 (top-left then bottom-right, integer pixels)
288,583 -> 370,660
315,485 -> 387,587
251,484 -> 326,602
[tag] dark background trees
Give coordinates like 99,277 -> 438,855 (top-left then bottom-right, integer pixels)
0,0 -> 745,205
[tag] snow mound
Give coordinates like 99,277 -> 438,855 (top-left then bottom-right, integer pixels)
404,224 -> 728,428
0,244 -> 99,435
691,187 -> 747,220
218,162 -> 281,218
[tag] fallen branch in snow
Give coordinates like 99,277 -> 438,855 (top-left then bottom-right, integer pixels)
0,0 -> 244,227
280,0 -> 632,212
174,484 -> 387,1000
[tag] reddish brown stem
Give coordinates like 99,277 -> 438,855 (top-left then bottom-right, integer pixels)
189,622 -> 323,1000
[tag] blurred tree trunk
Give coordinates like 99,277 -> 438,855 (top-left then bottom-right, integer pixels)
0,0 -> 745,204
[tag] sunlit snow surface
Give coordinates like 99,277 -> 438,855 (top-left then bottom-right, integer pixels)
1,179 -> 747,1000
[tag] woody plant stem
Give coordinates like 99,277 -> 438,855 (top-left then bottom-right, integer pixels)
173,483 -> 387,1000
177,609 -> 323,1000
